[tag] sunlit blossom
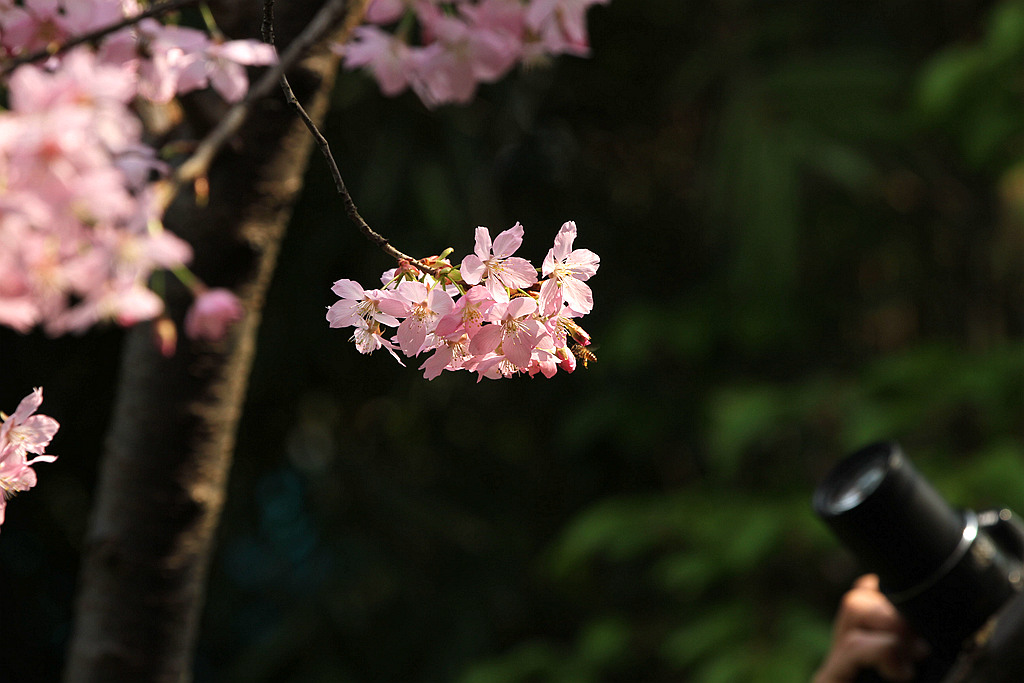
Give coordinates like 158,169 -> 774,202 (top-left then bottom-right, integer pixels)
0,388 -> 58,530
328,222 -> 597,380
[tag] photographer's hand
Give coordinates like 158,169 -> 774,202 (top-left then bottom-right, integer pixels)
813,574 -> 930,683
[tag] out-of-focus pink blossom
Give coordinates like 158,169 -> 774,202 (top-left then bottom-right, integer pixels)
336,0 -> 605,107
339,25 -> 418,97
0,48 -> 192,335
183,38 -> 278,102
409,5 -> 522,105
525,0 -> 609,56
184,288 -> 245,342
365,0 -> 409,25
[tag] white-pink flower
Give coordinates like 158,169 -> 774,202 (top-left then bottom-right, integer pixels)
539,220 -> 599,315
460,223 -> 538,303
469,296 -> 544,370
433,284 -> 496,339
351,317 -> 404,363
0,388 -> 58,530
0,388 -> 58,456
326,278 -> 400,329
378,280 -> 455,356
326,220 -> 597,380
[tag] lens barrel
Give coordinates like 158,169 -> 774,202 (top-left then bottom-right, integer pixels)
814,442 -> 1020,651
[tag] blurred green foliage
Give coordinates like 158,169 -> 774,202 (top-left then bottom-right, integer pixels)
3,1 -> 1024,682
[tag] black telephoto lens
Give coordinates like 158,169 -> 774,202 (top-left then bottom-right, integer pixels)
814,442 -> 1021,658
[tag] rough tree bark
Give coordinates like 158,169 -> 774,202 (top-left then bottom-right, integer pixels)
63,2 -> 344,681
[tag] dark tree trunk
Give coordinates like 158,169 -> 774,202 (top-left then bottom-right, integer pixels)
63,3 -> 342,681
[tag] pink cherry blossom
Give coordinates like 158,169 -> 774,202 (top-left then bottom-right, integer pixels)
409,4 -> 522,105
469,296 -> 543,370
184,288 -> 245,342
525,0 -> 609,56
328,221 -> 597,380
130,21 -> 212,103
433,284 -> 497,339
0,388 -> 59,530
335,0 -> 604,107
538,220 -> 599,315
0,0 -> 78,55
0,388 -> 59,456
0,48 -> 192,336
460,223 -> 538,303
339,25 -> 418,97
326,279 -> 400,329
419,330 -> 473,379
351,317 -> 403,360
378,280 -> 455,356
185,38 -> 278,103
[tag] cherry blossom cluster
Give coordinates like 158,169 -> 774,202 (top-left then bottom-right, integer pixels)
327,220 -> 599,380
339,0 -> 609,106
0,0 -> 274,338
0,388 -> 58,532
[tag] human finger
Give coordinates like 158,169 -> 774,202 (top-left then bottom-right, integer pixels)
814,629 -> 917,683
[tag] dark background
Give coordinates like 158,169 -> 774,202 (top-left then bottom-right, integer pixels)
3,0 -> 1024,681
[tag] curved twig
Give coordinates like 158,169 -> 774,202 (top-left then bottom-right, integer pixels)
261,0 -> 443,279
160,0 -> 354,213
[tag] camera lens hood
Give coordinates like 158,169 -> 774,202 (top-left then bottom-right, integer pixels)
814,442 -> 964,592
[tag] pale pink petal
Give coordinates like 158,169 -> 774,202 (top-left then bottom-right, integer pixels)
460,254 -> 486,285
8,388 -> 43,426
491,222 -> 524,258
469,323 -> 503,355
484,274 -> 510,303
420,344 -> 454,380
505,295 -> 537,319
366,0 -> 407,24
331,279 -> 365,300
538,277 -> 560,316
472,226 -> 493,259
326,300 -> 359,328
494,256 -> 538,289
562,276 -> 593,314
396,316 -> 427,355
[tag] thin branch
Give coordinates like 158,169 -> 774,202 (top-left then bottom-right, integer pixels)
159,0 -> 353,213
0,0 -> 200,78
261,0 -> 444,279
